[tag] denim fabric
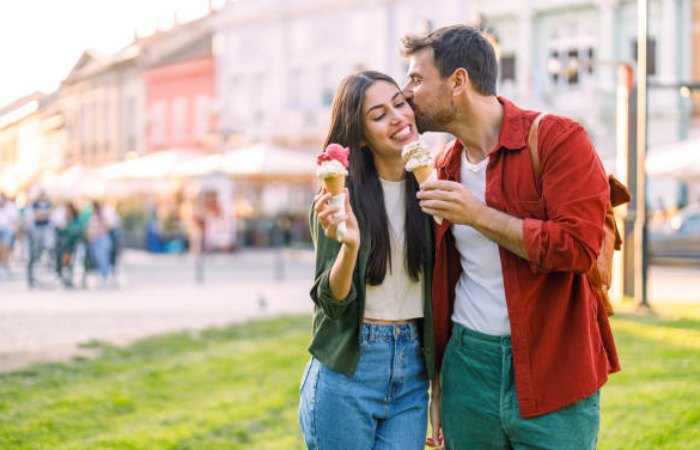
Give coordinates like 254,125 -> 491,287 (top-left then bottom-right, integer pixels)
89,234 -> 112,281
299,321 -> 429,450
441,323 -> 600,450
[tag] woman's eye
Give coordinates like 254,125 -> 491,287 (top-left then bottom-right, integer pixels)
371,113 -> 386,122
395,101 -> 406,108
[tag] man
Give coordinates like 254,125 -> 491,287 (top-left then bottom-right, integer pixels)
401,25 -> 619,449
26,190 -> 54,287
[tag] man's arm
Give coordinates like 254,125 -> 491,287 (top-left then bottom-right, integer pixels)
417,180 -> 529,260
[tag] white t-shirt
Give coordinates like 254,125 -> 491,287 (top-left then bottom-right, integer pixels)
364,178 -> 423,321
451,151 -> 510,336
0,201 -> 18,230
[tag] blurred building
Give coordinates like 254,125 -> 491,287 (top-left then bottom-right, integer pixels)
59,47 -> 145,168
215,0 -> 693,167
140,14 -> 218,154
692,0 -> 700,120
0,92 -> 54,196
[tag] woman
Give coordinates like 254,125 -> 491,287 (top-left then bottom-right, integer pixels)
299,71 -> 440,449
86,201 -> 113,287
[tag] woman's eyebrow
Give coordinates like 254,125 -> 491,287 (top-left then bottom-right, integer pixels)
366,91 -> 402,115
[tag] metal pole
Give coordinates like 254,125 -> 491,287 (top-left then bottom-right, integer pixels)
635,0 -> 649,308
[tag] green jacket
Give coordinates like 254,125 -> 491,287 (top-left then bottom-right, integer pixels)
307,193 -> 435,378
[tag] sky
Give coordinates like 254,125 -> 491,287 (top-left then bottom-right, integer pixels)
0,0 -> 221,107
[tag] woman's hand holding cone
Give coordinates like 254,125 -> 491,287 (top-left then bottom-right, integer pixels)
314,188 -> 360,248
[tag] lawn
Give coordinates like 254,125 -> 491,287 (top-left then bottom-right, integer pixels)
0,304 -> 698,449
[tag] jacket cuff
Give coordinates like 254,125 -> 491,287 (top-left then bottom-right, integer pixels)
316,270 -> 357,319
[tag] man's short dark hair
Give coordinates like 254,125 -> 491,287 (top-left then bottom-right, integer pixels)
402,24 -> 498,96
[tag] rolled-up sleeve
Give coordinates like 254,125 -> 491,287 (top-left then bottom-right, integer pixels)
522,119 -> 609,273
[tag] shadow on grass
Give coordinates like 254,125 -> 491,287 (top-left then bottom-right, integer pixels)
613,311 -> 700,332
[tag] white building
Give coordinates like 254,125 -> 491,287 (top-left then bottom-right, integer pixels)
215,0 -> 692,161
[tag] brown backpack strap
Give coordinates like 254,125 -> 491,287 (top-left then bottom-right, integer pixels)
528,113 -> 547,184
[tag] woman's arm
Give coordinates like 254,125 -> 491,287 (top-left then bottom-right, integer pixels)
314,189 -> 360,301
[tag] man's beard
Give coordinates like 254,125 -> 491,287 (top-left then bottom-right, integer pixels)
410,98 -> 456,134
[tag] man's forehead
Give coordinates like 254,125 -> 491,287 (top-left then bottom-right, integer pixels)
408,48 -> 435,73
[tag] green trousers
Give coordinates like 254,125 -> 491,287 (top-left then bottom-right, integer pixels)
441,323 -> 600,450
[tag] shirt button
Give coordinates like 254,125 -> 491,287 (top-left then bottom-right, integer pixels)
395,327 -> 401,334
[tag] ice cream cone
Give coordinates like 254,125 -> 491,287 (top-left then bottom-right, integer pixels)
323,174 -> 345,196
412,165 -> 433,185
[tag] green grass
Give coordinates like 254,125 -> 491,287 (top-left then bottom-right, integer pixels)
600,302 -> 700,449
1,305 -> 698,449
0,316 -> 311,449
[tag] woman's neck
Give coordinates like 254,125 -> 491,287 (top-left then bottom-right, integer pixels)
374,156 -> 405,182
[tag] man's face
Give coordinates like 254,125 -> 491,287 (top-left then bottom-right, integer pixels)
402,48 -> 456,133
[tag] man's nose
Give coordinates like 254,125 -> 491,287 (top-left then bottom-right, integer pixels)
401,83 -> 413,99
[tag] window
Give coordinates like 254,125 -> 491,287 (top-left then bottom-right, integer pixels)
173,97 -> 188,140
632,39 -> 657,76
566,50 -> 579,85
548,51 -> 561,83
320,64 -> 334,106
546,22 -> 596,89
151,101 -> 165,146
500,55 -> 516,82
126,97 -> 137,152
195,95 -> 211,138
287,69 -> 301,109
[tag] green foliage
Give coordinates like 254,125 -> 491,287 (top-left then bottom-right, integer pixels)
1,307 -> 698,449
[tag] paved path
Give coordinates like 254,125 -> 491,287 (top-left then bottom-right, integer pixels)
0,249 -> 698,372
0,248 -> 315,372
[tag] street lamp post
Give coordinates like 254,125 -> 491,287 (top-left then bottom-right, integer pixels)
635,0 -> 649,308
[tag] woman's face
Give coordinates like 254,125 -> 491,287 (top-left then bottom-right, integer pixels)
361,80 -> 417,161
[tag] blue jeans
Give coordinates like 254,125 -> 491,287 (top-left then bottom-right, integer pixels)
89,234 -> 112,281
299,321 -> 429,450
441,323 -> 600,450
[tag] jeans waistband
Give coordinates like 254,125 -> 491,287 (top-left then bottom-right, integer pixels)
361,320 -> 420,343
452,322 -> 511,348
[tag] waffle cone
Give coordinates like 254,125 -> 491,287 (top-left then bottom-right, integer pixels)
412,165 -> 433,185
323,175 -> 346,195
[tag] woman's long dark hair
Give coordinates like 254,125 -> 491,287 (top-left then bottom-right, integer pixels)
323,70 -> 427,284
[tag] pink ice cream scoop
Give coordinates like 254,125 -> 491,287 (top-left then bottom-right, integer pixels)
317,143 -> 350,168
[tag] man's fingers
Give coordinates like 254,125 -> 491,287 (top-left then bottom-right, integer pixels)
419,198 -> 454,214
420,179 -> 460,191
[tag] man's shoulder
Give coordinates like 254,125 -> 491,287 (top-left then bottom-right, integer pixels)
538,113 -> 587,146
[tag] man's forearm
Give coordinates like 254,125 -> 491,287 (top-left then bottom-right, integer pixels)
472,205 -> 529,261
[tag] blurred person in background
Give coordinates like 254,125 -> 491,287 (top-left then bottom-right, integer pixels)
55,202 -> 86,287
26,190 -> 55,287
299,71 -> 437,450
0,193 -> 19,280
86,201 -> 114,288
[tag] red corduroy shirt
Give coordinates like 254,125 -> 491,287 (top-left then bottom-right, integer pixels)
432,97 -> 620,418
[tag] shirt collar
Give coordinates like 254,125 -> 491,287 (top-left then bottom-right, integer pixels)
493,96 -> 528,153
440,96 -> 529,180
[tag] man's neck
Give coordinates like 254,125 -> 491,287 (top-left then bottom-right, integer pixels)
450,95 -> 503,164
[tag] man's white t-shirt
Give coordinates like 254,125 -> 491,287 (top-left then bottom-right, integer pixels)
451,151 -> 510,336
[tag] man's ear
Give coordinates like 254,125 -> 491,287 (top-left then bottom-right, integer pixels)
451,68 -> 469,96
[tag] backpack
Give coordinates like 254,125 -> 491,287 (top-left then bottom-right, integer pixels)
528,113 -> 631,316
